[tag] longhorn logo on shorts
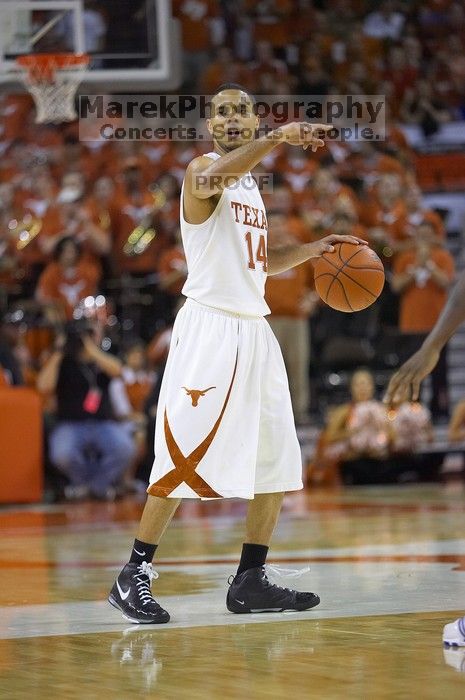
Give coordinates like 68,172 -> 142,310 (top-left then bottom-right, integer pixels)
182,386 -> 216,406
148,355 -> 238,499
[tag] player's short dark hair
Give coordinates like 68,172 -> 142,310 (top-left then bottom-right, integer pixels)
213,83 -> 256,105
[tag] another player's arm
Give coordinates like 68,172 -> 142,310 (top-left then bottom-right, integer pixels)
384,268 -> 465,404
448,400 -> 465,442
267,234 -> 368,276
186,123 -> 331,200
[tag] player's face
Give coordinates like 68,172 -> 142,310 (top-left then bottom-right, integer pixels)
207,90 -> 259,152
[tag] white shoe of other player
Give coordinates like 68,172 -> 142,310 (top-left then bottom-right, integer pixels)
443,616 -> 465,647
443,647 -> 465,672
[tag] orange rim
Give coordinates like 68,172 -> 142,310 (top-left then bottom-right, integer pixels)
16,53 -> 89,82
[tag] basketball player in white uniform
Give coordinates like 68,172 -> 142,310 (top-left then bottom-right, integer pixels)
109,85 -> 366,623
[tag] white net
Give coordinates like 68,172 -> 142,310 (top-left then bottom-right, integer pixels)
16,54 -> 89,124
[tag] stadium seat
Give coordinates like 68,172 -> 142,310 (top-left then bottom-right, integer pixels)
0,387 -> 43,503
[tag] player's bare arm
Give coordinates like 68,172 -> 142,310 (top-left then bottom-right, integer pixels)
384,268 -> 465,405
267,234 -> 368,276
183,123 -> 331,224
448,400 -> 465,441
186,123 -> 331,201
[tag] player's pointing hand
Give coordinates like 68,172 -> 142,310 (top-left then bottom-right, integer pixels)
278,122 -> 332,152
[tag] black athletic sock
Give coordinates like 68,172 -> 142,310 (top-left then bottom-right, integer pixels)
236,543 -> 269,575
129,539 -> 158,566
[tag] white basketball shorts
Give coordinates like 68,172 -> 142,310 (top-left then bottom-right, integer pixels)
147,299 -> 303,499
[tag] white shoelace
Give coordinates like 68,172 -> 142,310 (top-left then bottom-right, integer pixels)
134,562 -> 159,606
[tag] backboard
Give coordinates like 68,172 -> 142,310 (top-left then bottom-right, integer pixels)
0,0 -> 180,92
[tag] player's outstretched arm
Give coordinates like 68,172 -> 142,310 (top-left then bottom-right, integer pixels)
268,234 -> 367,276
384,268 -> 465,405
187,123 -> 332,199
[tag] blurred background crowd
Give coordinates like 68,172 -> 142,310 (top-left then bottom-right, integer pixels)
1,0 -> 465,501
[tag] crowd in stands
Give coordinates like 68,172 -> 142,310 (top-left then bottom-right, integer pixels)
174,0 -> 465,125
0,0 -> 465,499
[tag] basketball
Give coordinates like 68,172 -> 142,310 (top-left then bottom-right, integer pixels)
314,243 -> 385,312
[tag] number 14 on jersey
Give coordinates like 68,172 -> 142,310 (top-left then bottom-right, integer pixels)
245,231 -> 268,272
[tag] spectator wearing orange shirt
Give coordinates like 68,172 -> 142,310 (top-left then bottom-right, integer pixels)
157,228 -> 188,320
172,0 -> 218,89
247,40 -> 289,92
36,236 -> 99,322
361,173 -> 407,258
246,0 -> 293,53
265,211 -> 318,423
400,183 -> 445,246
85,176 -> 115,235
199,47 -> 253,94
341,142 -> 405,194
391,223 -> 455,418
261,181 -> 310,243
300,168 -> 359,239
39,173 -> 111,279
51,134 -> 103,185
0,182 -> 26,292
111,159 -> 168,276
158,229 -> 188,298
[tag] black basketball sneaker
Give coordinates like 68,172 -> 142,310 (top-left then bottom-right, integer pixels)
226,566 -> 320,614
108,562 -> 170,624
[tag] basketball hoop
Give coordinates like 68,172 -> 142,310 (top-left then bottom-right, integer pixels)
16,53 -> 89,124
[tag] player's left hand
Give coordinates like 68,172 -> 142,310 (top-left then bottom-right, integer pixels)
308,234 -> 368,256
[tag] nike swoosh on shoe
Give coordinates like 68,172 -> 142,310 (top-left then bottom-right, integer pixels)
117,581 -> 131,600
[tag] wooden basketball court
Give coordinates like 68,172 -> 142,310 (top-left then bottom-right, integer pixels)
1,484 -> 465,698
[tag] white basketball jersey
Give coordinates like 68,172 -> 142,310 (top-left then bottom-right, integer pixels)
180,152 -> 270,316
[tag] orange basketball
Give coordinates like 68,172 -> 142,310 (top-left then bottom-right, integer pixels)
314,243 -> 385,312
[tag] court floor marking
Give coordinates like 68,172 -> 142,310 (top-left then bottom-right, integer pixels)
2,557 -> 465,640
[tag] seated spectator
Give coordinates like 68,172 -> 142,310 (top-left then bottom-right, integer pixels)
36,236 -> 99,322
36,236 -> 100,319
172,0 -> 218,89
199,47 -> 252,94
361,173 -> 406,256
340,142 -> 406,195
247,39 -> 289,92
300,168 -> 359,238
157,228 -> 188,317
36,322 -> 135,500
388,401 -> 433,453
313,369 -> 391,485
40,172 -> 111,271
85,176 -> 115,232
391,224 -> 455,418
111,158 -> 169,275
401,183 -> 445,245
